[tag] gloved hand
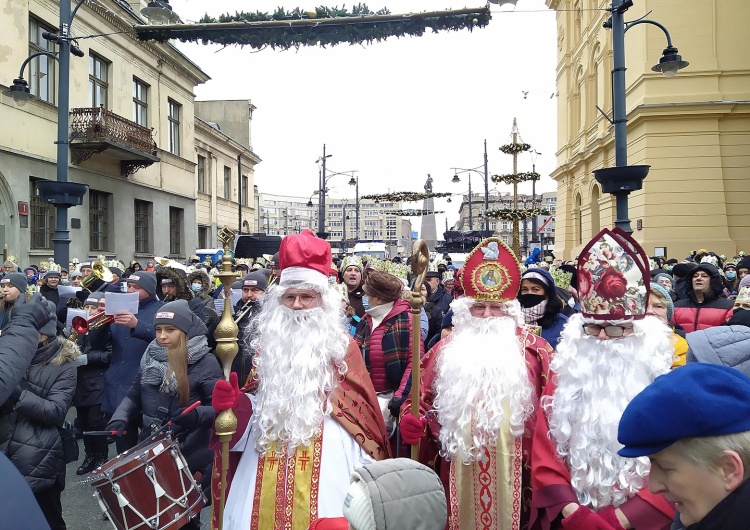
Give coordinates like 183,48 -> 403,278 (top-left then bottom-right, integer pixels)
400,413 -> 427,445
73,354 -> 88,367
106,420 -> 127,437
387,397 -> 403,419
561,505 -> 618,530
212,372 -> 240,413
9,293 -> 49,329
595,507 -> 626,530
171,407 -> 199,432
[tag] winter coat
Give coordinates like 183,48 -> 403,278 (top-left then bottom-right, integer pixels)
73,324 -> 112,407
0,295 -> 26,332
39,283 -> 60,307
0,337 -> 78,492
0,453 -> 51,530
187,269 -> 216,312
0,299 -> 43,406
110,330 -> 222,497
685,325 -> 750,377
540,313 -> 569,349
427,283 -> 453,315
673,264 -> 733,333
102,294 -> 164,413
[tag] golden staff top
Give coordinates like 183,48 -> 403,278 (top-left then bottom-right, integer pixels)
409,240 -> 429,460
213,226 -> 240,530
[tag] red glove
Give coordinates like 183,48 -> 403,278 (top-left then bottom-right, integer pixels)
596,507 -> 626,530
400,413 -> 427,445
212,372 -> 240,413
561,506 -> 618,530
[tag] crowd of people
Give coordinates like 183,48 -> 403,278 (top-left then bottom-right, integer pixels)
1,231 -> 749,530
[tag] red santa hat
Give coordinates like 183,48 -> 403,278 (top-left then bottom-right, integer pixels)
577,227 -> 649,320
278,229 -> 332,292
459,237 -> 521,302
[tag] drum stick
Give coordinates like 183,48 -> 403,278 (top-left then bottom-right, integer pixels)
181,400 -> 201,415
83,430 -> 127,436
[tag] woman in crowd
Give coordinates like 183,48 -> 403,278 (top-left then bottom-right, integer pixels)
0,272 -> 28,329
517,268 -> 569,348
106,299 -> 222,529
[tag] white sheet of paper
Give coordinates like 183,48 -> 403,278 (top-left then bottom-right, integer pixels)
213,288 -> 242,315
58,285 -> 82,298
65,309 -> 88,332
104,292 -> 139,315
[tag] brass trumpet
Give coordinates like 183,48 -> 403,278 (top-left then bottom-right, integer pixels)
234,299 -> 255,324
71,311 -> 113,338
80,260 -> 114,291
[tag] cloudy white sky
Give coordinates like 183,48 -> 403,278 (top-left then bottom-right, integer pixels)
168,0 -> 559,233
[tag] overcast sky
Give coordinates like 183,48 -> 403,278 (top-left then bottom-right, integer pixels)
168,0 -> 559,234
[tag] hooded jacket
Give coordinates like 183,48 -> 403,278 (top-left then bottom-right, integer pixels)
187,269 -> 216,311
159,266 -> 218,341
0,337 -> 78,492
685,325 -> 750,378
673,264 -> 733,332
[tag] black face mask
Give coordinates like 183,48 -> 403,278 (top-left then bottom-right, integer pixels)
726,308 -> 750,328
518,293 -> 546,308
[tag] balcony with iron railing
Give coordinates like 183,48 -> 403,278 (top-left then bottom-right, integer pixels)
69,107 -> 159,176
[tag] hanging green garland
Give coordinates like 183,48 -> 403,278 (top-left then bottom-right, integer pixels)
483,207 -> 550,221
362,191 -> 453,202
491,171 -> 540,185
385,209 -> 445,216
499,142 -> 531,155
134,5 -> 492,50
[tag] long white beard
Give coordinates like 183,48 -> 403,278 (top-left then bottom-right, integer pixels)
544,313 -> 673,510
249,285 -> 349,455
433,297 -> 534,464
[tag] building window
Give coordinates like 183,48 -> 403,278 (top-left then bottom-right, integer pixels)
133,78 -> 149,127
89,190 -> 110,252
29,17 -> 56,104
30,181 -> 54,249
198,226 -> 210,248
197,155 -> 206,193
169,207 -> 183,255
167,99 -> 181,155
223,166 -> 231,200
89,53 -> 109,108
241,175 -> 249,206
134,199 -> 151,253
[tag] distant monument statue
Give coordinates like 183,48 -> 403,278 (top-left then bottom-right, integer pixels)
421,174 -> 437,250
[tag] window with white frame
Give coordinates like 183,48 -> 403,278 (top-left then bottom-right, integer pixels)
28,17 -> 56,104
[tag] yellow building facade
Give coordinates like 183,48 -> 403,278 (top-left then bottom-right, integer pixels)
547,0 -> 750,260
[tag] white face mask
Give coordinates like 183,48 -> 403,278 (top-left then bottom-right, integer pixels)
191,283 -> 203,293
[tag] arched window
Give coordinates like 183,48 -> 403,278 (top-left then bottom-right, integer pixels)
590,185 -> 601,235
572,66 -> 584,135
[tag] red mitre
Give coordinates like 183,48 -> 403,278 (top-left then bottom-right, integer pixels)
459,237 -> 521,301
577,227 -> 649,320
278,229 -> 332,290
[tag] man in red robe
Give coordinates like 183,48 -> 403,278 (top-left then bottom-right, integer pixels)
210,230 -> 390,530
530,228 -> 676,530
401,237 -> 554,530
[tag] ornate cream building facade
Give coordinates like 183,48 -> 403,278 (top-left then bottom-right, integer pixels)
0,0 -> 257,266
547,0 -> 750,260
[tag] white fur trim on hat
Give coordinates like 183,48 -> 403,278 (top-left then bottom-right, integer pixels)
342,476 -> 375,530
279,266 -> 328,291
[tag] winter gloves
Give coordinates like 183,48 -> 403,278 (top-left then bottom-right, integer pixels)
106,420 -> 127,437
400,413 -> 427,445
212,372 -> 240,413
561,506 -> 626,530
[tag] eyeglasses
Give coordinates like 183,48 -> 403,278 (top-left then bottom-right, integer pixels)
582,324 -> 633,338
470,303 -> 507,316
281,292 -> 319,307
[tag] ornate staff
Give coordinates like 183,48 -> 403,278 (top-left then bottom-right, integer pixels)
213,227 -> 240,530
409,239 -> 429,460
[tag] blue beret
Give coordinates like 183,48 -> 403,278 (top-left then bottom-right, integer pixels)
618,363 -> 750,457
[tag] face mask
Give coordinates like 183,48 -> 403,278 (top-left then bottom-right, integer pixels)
60,279 -> 70,286
665,266 -> 673,272
362,295 -> 370,311
191,283 -> 203,293
726,272 -> 737,280
518,293 -> 546,308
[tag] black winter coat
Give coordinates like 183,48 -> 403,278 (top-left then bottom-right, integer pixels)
110,345 -> 222,496
0,337 -> 78,492
0,298 -> 43,406
73,325 -> 112,407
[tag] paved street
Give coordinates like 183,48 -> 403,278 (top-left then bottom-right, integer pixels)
62,411 -> 210,529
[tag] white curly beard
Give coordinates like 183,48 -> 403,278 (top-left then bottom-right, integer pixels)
248,284 -> 349,456
433,297 -> 534,464
543,313 -> 673,510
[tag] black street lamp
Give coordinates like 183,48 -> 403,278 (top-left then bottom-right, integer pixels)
348,173 -> 360,241
451,139 -> 490,235
594,0 -> 688,233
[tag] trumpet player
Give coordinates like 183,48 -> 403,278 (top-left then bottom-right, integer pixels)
231,271 -> 267,386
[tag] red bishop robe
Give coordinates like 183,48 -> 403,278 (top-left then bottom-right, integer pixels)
529,376 -> 674,530
402,329 -> 554,530
209,339 -> 391,529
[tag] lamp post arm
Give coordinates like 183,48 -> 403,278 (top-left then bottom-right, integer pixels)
17,52 -> 59,79
70,0 -> 87,25
624,18 -> 674,47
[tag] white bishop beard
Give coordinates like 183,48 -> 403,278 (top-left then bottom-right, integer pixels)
543,313 -> 673,510
433,297 -> 534,465
248,284 -> 349,456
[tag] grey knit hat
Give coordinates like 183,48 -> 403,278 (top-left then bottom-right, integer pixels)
124,271 -> 157,295
241,271 -> 268,291
0,272 -> 28,294
153,299 -> 195,335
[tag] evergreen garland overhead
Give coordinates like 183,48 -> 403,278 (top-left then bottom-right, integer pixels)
386,209 -> 445,216
483,207 -> 550,221
498,142 -> 531,155
491,171 -> 540,185
362,191 -> 453,202
134,5 -> 492,50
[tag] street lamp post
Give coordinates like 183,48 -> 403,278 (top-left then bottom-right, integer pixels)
3,0 -> 90,267
341,199 -> 348,254
315,145 -> 332,238
451,139 -> 490,236
348,173 -> 360,241
594,0 -> 688,233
